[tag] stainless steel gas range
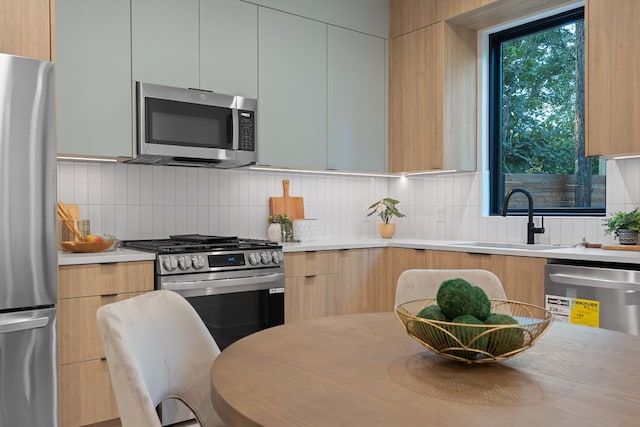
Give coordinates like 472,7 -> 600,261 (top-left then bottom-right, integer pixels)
123,234 -> 285,349
122,234 -> 285,425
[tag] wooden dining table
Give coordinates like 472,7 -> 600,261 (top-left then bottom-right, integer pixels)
210,312 -> 640,427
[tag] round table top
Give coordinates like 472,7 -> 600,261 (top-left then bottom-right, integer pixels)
210,312 -> 640,427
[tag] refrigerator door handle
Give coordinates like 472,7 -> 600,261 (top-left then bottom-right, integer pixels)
0,316 -> 49,334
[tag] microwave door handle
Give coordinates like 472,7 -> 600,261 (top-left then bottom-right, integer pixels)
163,273 -> 284,292
231,107 -> 239,150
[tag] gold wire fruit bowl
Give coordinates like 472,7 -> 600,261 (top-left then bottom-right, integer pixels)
395,298 -> 553,364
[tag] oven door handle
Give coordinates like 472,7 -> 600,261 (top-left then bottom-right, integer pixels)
161,273 -> 284,296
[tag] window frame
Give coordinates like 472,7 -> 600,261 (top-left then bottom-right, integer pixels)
488,7 -> 603,217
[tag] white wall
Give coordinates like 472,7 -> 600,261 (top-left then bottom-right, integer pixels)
57,157 -> 640,245
57,161 -> 389,240
390,158 -> 640,246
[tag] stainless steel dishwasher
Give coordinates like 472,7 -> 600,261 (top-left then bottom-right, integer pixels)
545,260 -> 640,336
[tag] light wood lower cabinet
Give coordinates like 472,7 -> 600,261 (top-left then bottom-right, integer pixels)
285,248 -> 393,322
337,248 -> 393,314
285,274 -> 340,322
58,261 -> 154,427
286,248 -> 546,322
284,251 -> 339,323
388,248 -> 546,307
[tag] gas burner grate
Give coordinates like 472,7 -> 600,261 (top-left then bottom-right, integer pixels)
122,235 -> 279,254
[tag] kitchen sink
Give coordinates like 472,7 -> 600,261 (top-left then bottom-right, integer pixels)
451,241 -> 566,251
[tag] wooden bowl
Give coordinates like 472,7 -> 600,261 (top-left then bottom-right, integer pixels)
395,298 -> 553,364
60,240 -> 115,253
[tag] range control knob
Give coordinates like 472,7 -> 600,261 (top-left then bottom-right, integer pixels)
162,257 -> 178,272
248,252 -> 261,266
177,256 -> 191,271
260,251 -> 272,264
191,255 -> 206,269
271,251 -> 282,264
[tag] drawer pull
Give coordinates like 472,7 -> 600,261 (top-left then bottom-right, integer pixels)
100,357 -> 107,361
305,275 -> 318,279
100,293 -> 118,298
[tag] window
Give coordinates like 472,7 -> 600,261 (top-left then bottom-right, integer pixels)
489,7 -> 605,216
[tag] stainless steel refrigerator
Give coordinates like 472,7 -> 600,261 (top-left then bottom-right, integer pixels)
0,53 -> 58,426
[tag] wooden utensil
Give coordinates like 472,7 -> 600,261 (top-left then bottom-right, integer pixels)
601,244 -> 640,251
68,204 -> 79,221
57,202 -> 84,241
269,180 -> 304,220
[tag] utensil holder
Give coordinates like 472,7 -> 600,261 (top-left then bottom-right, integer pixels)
60,219 -> 90,243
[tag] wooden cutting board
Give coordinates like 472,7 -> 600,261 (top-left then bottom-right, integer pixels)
601,245 -> 640,251
269,180 -> 304,220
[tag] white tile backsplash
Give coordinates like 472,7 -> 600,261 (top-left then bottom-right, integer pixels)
57,157 -> 640,244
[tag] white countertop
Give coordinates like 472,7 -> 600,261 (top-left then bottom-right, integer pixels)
283,238 -> 640,264
57,238 -> 640,266
58,247 -> 156,266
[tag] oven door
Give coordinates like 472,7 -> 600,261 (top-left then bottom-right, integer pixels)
159,269 -> 284,426
159,268 -> 285,350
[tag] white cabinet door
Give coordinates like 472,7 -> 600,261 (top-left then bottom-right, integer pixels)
258,8 -> 327,170
56,0 -> 132,158
200,0 -> 258,98
131,0 -> 199,89
327,26 -> 386,172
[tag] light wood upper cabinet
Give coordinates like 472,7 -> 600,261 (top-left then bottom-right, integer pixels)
389,0 -> 441,38
0,0 -> 51,60
389,21 -> 476,173
586,0 -> 640,157
56,0 -> 132,158
389,23 -> 442,172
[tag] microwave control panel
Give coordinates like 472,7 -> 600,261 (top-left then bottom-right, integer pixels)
238,110 -> 255,152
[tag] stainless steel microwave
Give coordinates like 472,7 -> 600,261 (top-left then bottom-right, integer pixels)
129,82 -> 257,168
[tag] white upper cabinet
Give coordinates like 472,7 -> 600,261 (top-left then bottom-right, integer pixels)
200,0 -> 258,98
258,8 -> 327,170
131,0 -> 199,89
56,0 -> 133,158
132,0 -> 258,96
243,0 -> 389,38
327,26 -> 386,172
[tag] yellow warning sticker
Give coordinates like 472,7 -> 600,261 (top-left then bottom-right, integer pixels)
570,298 -> 599,328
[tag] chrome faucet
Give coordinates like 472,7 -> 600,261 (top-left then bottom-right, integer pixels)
500,187 -> 545,244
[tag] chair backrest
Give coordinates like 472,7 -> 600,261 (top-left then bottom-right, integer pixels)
395,269 -> 507,306
96,290 -> 223,427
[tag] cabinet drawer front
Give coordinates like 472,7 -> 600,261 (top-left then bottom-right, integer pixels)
285,274 -> 339,322
284,251 -> 339,277
58,291 -> 147,364
59,359 -> 120,426
58,261 -> 154,298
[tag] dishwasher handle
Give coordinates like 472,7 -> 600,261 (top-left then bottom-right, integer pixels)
548,273 -> 640,292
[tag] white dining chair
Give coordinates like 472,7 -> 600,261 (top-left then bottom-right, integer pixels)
395,269 -> 507,306
96,290 -> 224,427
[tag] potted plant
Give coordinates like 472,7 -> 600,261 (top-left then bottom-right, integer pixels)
268,214 -> 293,242
603,208 -> 640,245
367,198 -> 406,239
